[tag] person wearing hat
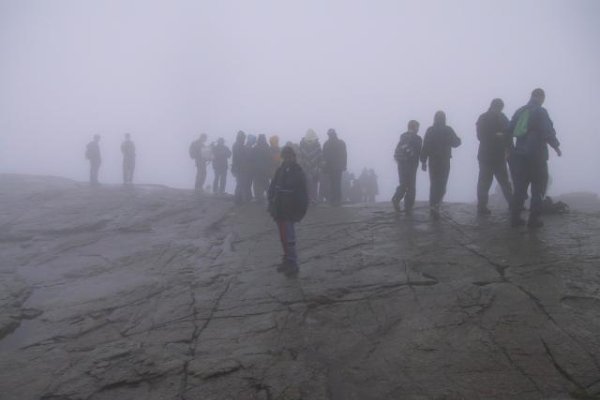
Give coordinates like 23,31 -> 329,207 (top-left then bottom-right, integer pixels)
268,146 -> 309,276
475,99 -> 513,215
298,129 -> 322,204
509,88 -> 562,228
85,134 -> 102,186
322,128 -> 347,206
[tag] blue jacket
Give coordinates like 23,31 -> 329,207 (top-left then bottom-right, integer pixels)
509,101 -> 560,161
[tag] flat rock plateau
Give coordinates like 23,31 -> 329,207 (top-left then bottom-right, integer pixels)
1,174 -> 599,400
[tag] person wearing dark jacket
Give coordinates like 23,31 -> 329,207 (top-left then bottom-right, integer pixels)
420,111 -> 461,219
509,88 -> 562,228
268,146 -> 309,276
85,134 -> 101,186
392,120 -> 422,212
189,133 -> 209,192
121,133 -> 136,185
476,99 -> 513,215
252,134 -> 273,202
211,138 -> 231,195
232,130 -> 251,204
322,128 -> 347,206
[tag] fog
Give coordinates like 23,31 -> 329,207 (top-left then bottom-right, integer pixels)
1,0 -> 599,201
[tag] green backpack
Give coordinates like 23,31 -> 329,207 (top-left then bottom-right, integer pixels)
513,109 -> 530,138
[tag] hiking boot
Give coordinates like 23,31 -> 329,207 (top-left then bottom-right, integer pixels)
283,262 -> 299,277
430,206 -> 440,221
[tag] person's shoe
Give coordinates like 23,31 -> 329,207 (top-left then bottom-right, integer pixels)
283,262 -> 299,277
477,207 -> 492,216
511,217 -> 526,227
430,206 -> 440,220
527,218 -> 544,229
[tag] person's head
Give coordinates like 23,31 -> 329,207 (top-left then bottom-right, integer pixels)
280,146 -> 296,162
433,111 -> 446,126
407,120 -> 420,133
269,135 -> 279,147
199,133 -> 207,143
257,134 -> 267,146
246,134 -> 257,146
327,128 -> 337,139
217,137 -> 225,145
530,88 -> 545,106
305,129 -> 318,142
489,98 -> 504,113
236,130 -> 246,143
125,133 -> 131,140
93,134 -> 100,142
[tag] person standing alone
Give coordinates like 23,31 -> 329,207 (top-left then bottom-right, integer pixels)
121,133 -> 136,185
85,134 -> 102,186
268,146 -> 309,276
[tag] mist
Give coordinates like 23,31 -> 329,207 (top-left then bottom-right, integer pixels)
1,0 -> 599,201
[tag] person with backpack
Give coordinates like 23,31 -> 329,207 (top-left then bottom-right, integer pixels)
121,133 -> 136,185
268,146 -> 309,276
211,137 -> 231,195
392,120 -> 422,212
189,133 -> 209,192
475,98 -> 513,215
85,134 -> 101,186
420,111 -> 462,219
322,128 -> 347,206
509,88 -> 562,228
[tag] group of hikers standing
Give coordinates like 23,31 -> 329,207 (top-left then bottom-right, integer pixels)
391,87 -> 561,228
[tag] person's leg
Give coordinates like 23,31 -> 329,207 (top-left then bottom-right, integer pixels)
439,158 -> 450,205
510,156 -> 529,226
195,166 -> 202,191
477,160 -> 494,213
213,171 -> 219,194
494,161 -> 513,208
404,164 -> 417,210
91,162 -> 100,185
528,160 -> 547,227
220,170 -> 228,194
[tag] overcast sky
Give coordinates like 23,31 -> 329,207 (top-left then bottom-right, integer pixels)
1,0 -> 599,201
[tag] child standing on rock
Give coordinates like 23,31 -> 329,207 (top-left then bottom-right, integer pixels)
268,146 -> 309,276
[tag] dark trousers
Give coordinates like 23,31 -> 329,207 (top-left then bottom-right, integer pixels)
195,163 -> 207,191
477,159 -> 512,209
329,169 -> 343,205
393,162 -> 418,209
234,173 -> 252,205
277,220 -> 297,263
306,173 -> 319,203
123,158 -> 135,184
253,175 -> 269,202
213,169 -> 227,194
428,158 -> 450,207
90,161 -> 101,185
510,155 -> 548,220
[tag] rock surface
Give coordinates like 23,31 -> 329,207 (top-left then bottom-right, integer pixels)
1,173 -> 599,400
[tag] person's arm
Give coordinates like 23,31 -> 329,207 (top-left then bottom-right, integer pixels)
541,109 -> 561,156
420,132 -> 430,171
476,115 -> 483,142
449,127 -> 461,148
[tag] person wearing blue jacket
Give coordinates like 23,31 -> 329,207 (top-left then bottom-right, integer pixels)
509,88 -> 562,228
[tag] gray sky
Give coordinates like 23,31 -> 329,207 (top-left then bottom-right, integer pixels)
1,0 -> 599,201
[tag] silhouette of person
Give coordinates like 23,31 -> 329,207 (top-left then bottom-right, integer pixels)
121,133 -> 136,185
189,133 -> 209,192
211,138 -> 231,195
85,134 -> 101,186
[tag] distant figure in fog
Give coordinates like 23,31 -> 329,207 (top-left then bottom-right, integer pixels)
366,169 -> 378,203
268,146 -> 309,277
85,134 -> 101,186
252,134 -> 273,202
298,129 -> 322,204
420,111 -> 462,219
509,88 -> 561,228
392,120 -> 422,212
476,99 -> 513,215
121,133 -> 135,185
322,128 -> 347,206
211,138 -> 231,195
269,135 -> 281,175
245,134 -> 257,201
189,133 -> 210,192
232,130 -> 251,205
